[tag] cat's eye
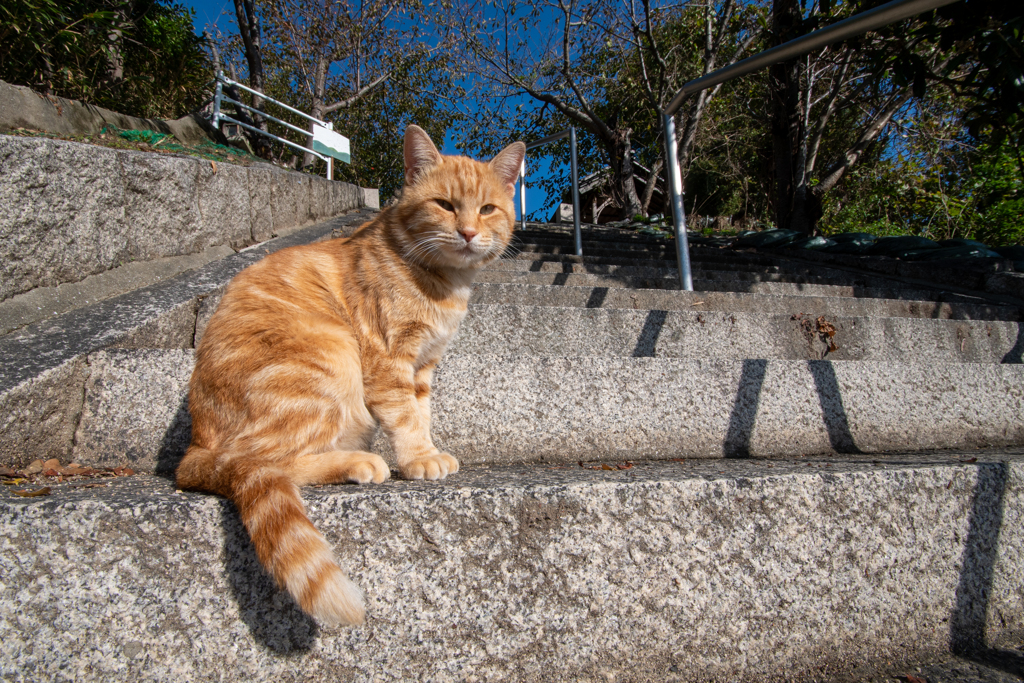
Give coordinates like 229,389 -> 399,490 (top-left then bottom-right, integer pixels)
479,204 -> 495,215
434,199 -> 455,212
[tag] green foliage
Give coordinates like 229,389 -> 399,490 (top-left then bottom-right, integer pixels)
234,36 -> 458,199
820,132 -> 1024,246
326,54 -> 460,201
0,0 -> 211,119
970,139 -> 1024,246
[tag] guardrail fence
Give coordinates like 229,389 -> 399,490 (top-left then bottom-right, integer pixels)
212,73 -> 350,179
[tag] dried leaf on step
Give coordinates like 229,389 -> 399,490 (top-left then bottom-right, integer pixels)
616,462 -> 634,470
24,460 -> 44,475
601,464 -> 614,470
961,457 -> 978,463
2,478 -> 27,485
902,675 -> 928,683
12,487 -> 51,497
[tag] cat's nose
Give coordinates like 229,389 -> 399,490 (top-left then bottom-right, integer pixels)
458,227 -> 478,243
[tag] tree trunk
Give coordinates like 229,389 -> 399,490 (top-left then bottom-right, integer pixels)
768,0 -> 805,233
233,0 -> 271,158
302,57 -> 329,170
605,129 -> 643,219
640,158 -> 664,215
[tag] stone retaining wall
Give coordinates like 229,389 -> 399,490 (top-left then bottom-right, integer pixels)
0,134 -> 367,302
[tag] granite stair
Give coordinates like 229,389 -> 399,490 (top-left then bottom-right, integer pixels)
2,214 -> 1023,682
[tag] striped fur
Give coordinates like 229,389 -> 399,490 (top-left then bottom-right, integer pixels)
176,126 -> 525,625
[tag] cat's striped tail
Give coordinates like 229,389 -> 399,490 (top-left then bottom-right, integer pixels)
177,449 -> 365,626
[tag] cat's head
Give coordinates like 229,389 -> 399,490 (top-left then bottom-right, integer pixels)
393,125 -> 525,270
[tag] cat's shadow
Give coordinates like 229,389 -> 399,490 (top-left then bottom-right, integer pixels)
157,396 -> 320,652
219,500 -> 321,653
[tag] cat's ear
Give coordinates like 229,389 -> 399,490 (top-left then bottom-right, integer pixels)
488,141 -> 527,198
404,125 -> 442,186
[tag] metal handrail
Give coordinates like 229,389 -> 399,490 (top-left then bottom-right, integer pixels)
212,73 -> 335,178
519,128 -> 583,255
660,0 -> 962,291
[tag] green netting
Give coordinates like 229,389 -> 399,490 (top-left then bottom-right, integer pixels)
99,125 -> 262,163
113,128 -> 172,145
734,229 -> 803,249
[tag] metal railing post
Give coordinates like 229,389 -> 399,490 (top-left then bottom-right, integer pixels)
570,127 -> 582,256
522,129 -> 581,251
656,0 -> 959,293
663,112 -> 693,291
213,74 -> 223,133
519,159 -> 527,231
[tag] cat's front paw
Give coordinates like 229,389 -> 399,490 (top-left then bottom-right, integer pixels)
400,452 -> 459,481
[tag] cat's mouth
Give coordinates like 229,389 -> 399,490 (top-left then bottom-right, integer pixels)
448,240 -> 487,261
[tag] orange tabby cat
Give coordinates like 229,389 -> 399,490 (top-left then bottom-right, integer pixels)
176,125 -> 525,626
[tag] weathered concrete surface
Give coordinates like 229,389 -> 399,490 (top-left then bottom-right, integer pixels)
0,244 -> 235,336
0,210 -> 377,469
788,245 -> 1017,294
469,282 -> 1021,322
67,349 -> 1024,471
0,78 -> 216,145
0,454 -> 1022,682
73,349 -> 193,473
452,304 -> 1024,364
988,272 -> 1024,302
515,225 -> 1021,300
0,358 -> 87,464
0,135 -> 366,302
480,263 -> 903,288
476,268 -> 990,302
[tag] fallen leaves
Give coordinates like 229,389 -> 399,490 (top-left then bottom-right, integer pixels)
816,316 -> 839,352
2,459 -> 136,496
12,487 -> 51,498
579,461 -> 634,471
793,314 -> 839,353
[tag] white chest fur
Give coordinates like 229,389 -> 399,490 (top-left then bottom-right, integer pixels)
416,306 -> 467,369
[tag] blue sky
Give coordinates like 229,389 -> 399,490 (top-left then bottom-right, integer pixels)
180,0 -> 562,218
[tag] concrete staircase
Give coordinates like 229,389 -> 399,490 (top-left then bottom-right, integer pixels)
2,214 -> 1024,682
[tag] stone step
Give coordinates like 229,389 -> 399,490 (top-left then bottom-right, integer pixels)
488,257 -> 868,280
473,270 -> 984,302
515,225 -> 670,243
469,282 -> 1022,322
0,211 -> 376,469
451,304 -> 1024,364
510,240 -> 676,258
484,256 -> 929,287
2,452 -> 1022,681
506,251 -> 678,269
484,259 -> 887,284
69,349 -> 1024,473
485,257 -> 797,278
501,250 -> 1018,302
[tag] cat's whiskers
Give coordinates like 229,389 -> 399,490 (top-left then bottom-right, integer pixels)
405,235 -> 447,267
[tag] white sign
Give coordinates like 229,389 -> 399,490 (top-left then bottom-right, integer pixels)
312,124 -> 350,164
